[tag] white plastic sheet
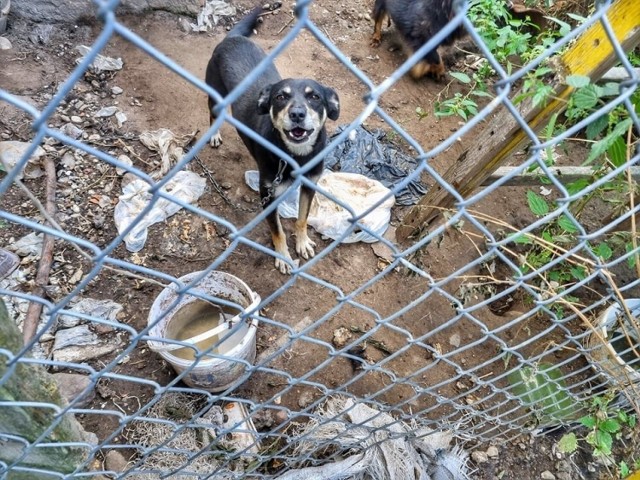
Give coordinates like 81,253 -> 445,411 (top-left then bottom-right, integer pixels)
245,170 -> 395,243
114,172 -> 206,252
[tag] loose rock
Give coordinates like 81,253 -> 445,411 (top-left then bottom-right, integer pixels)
52,372 -> 95,407
486,445 -> 499,458
104,450 -> 128,472
471,451 -> 489,463
298,390 -> 314,409
541,471 -> 555,480
0,36 -> 11,50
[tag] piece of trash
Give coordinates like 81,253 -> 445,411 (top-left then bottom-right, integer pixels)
221,402 -> 261,455
76,45 -> 123,72
0,248 -> 19,280
139,128 -> 195,179
0,141 -> 46,180
191,0 -> 236,32
114,171 -> 206,252
324,125 -> 428,206
115,111 -> 127,127
245,170 -> 394,243
8,232 -> 43,257
275,396 -> 470,480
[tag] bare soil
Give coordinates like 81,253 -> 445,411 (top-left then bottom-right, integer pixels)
1,2 -> 636,479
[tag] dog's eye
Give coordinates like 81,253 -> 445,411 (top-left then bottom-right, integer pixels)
275,94 -> 286,101
309,93 -> 320,100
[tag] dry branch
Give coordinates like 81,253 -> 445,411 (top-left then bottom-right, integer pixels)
23,156 -> 56,343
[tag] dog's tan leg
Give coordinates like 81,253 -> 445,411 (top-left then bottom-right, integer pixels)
370,12 -> 387,47
410,59 -> 446,81
409,61 -> 431,80
266,212 -> 294,274
294,185 -> 316,260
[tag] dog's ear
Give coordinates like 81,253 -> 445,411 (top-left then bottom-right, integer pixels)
257,85 -> 272,115
323,87 -> 340,121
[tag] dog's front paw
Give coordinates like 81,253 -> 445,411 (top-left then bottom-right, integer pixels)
275,255 -> 298,275
209,132 -> 222,148
295,234 -> 316,260
370,35 -> 382,48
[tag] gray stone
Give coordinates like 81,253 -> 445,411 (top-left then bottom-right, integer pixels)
449,332 -> 461,348
104,450 -> 128,472
111,86 -> 123,95
298,390 -> 314,409
471,451 -> 489,463
52,372 -> 95,407
0,36 -> 11,50
12,0 -> 200,23
486,445 -> 499,458
541,471 -> 556,480
61,122 -> 83,140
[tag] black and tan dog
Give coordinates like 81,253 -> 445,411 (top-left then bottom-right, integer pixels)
205,7 -> 340,274
370,0 -> 545,81
370,0 -> 467,80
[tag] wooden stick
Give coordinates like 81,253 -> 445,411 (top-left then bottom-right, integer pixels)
480,166 -> 640,186
23,156 -> 57,343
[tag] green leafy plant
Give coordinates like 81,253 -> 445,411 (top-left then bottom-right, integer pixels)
558,394 -> 637,478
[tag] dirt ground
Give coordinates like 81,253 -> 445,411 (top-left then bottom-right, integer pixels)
1,1 -> 637,479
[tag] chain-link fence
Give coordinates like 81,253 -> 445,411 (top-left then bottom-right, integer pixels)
1,0 -> 640,478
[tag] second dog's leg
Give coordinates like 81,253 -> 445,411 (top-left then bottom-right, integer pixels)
294,185 -> 317,260
370,12 -> 387,47
410,49 -> 445,80
209,110 -> 223,148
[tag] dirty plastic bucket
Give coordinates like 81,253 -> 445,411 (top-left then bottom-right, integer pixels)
147,271 -> 260,392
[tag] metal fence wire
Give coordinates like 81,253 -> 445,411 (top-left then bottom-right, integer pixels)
1,0 -> 640,478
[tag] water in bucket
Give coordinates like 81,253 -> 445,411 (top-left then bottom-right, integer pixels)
166,300 -> 242,360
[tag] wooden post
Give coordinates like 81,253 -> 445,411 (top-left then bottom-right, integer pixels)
0,298 -> 94,478
396,0 -> 640,242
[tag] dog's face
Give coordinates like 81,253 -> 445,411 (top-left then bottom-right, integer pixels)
257,79 -> 340,157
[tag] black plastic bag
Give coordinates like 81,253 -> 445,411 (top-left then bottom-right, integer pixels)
324,125 -> 428,206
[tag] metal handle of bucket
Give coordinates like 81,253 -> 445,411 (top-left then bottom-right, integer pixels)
152,292 -> 261,353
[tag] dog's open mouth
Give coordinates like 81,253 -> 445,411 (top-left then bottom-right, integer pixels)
286,127 -> 313,143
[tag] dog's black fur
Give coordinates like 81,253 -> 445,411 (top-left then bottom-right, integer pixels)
370,0 -> 466,80
205,7 -> 340,274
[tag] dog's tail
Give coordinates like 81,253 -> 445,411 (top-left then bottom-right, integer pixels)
226,6 -> 264,38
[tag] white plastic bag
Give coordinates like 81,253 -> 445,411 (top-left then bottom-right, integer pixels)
114,171 -> 206,252
245,170 -> 395,243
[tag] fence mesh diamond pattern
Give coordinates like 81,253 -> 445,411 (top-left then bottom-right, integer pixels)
1,0 -> 639,478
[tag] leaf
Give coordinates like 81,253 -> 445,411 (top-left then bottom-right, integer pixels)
619,461 -> 630,478
527,190 -> 549,216
572,84 -> 600,110
584,118 -> 633,165
557,433 -> 579,454
585,115 -> 608,140
450,71 -> 472,83
566,75 -> 590,88
607,135 -> 627,167
557,214 -> 578,233
599,419 -> 621,434
595,242 -> 613,261
595,430 -> 613,455
514,234 -> 533,245
581,415 -> 597,428
566,178 -> 590,195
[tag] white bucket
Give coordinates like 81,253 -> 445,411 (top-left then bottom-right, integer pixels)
147,270 -> 260,392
